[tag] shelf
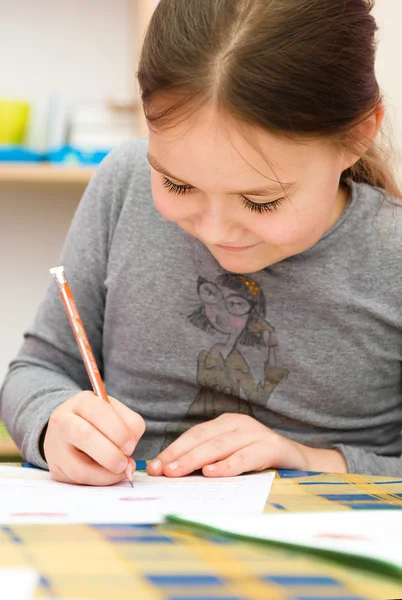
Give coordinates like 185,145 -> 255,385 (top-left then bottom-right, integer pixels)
0,163 -> 95,184
107,99 -> 140,112
0,439 -> 20,457
0,422 -> 20,457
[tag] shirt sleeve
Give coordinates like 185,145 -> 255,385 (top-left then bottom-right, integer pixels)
335,443 -> 402,477
0,147 -> 123,469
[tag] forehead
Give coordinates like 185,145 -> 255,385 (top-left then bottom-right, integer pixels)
148,104 -> 322,188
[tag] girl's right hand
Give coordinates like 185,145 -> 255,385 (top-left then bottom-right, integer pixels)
43,391 -> 146,486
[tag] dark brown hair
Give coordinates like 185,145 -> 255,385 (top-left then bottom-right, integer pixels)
138,0 -> 401,198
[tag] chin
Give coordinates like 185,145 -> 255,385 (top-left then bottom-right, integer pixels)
211,249 -> 274,274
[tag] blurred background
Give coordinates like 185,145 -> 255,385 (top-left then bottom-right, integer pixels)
0,0 -> 401,457
0,0 -> 157,457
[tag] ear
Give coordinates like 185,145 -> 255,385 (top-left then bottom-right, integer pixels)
341,103 -> 385,171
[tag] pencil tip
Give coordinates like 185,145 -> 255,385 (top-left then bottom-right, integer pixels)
129,479 -> 134,488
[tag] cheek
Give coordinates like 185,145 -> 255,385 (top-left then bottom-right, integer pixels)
251,193 -> 336,247
228,316 -> 248,328
205,306 -> 217,320
151,175 -> 182,222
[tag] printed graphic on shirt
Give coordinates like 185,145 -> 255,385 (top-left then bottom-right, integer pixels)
162,273 -> 288,448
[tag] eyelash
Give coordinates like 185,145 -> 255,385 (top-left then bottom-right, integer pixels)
240,196 -> 284,214
162,177 -> 192,196
162,176 -> 284,214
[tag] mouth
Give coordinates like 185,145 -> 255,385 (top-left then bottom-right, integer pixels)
215,243 -> 260,253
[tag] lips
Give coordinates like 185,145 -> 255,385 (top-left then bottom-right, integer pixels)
215,243 -> 259,253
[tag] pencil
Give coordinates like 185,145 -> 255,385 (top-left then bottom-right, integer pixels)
49,266 -> 134,487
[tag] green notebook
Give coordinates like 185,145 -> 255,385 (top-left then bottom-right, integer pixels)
167,510 -> 402,579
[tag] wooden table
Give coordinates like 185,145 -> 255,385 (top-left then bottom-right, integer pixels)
1,466 -> 401,599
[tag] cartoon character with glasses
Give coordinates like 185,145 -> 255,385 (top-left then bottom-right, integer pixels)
163,274 -> 288,447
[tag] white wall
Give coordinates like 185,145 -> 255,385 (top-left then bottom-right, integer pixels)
0,0 -> 133,381
0,0 -> 134,149
0,185 -> 81,381
1,0 -> 402,383
373,0 -> 402,185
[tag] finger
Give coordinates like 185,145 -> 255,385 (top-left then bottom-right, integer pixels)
72,393 -> 136,456
149,418 -> 233,474
147,460 -> 164,476
108,396 -> 146,442
61,446 -> 127,486
48,462 -> 76,485
161,432 -> 251,478
63,413 -> 129,475
127,458 -> 136,482
202,443 -> 269,477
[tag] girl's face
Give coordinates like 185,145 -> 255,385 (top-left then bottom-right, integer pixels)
199,281 -> 250,335
148,104 -> 351,273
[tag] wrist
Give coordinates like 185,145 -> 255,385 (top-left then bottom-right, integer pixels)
296,443 -> 348,473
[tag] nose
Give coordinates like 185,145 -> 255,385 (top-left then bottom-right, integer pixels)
192,197 -> 240,245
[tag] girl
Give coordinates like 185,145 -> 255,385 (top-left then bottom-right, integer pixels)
1,0 -> 401,485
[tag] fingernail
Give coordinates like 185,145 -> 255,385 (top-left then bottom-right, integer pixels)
168,461 -> 179,471
149,459 -> 162,471
205,464 -> 216,472
123,439 -> 135,456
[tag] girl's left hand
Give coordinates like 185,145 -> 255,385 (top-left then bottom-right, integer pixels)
147,414 -> 348,477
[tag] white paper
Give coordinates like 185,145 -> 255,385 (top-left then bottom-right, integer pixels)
0,569 -> 38,600
173,511 -> 402,570
0,466 -> 274,524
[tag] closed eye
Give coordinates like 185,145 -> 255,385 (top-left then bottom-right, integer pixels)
240,196 -> 284,214
162,176 -> 193,195
162,176 -> 284,213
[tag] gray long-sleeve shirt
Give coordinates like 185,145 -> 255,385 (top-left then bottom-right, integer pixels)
1,139 -> 402,475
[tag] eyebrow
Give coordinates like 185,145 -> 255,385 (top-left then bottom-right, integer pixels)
147,153 -> 295,197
